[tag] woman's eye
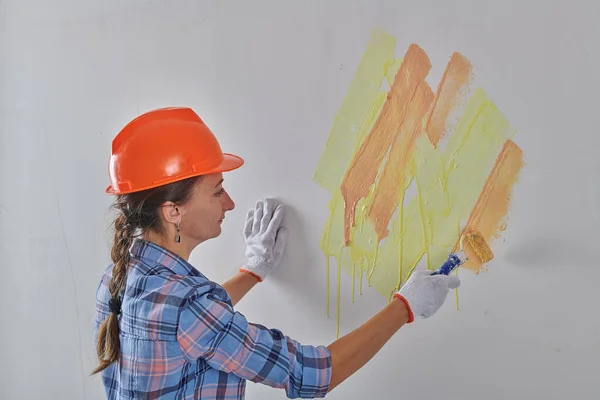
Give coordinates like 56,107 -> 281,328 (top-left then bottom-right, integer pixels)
215,188 -> 225,196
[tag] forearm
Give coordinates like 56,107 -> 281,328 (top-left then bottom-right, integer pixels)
221,272 -> 259,306
326,297 -> 409,392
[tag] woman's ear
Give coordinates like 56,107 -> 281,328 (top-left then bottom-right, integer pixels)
160,201 -> 181,225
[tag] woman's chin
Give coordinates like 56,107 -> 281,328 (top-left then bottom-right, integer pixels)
212,224 -> 223,238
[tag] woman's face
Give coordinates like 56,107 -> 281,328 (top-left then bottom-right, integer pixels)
179,172 -> 235,244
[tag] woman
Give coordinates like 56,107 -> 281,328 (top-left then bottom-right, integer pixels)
93,107 -> 460,399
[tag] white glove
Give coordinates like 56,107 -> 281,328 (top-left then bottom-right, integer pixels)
239,198 -> 288,282
393,270 -> 461,323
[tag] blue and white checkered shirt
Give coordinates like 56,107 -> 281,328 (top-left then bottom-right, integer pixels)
94,239 -> 332,399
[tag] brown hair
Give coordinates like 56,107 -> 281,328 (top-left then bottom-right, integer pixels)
92,175 -> 202,374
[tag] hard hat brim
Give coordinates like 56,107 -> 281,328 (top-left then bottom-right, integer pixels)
105,152 -> 244,195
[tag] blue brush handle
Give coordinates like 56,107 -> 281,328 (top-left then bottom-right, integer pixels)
431,254 -> 463,275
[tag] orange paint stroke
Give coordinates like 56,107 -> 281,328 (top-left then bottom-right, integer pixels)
340,44 -> 431,244
367,81 -> 434,240
459,139 -> 524,272
424,52 -> 473,147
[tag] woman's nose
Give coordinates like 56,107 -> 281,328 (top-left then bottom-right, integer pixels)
223,191 -> 235,211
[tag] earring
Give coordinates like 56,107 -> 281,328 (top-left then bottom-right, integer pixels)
175,220 -> 181,243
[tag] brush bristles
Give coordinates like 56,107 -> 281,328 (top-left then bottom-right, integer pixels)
466,233 -> 494,263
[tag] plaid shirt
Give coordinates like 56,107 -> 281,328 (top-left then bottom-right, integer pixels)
94,239 -> 332,399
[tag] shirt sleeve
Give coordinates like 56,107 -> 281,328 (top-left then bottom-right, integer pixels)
176,290 -> 332,398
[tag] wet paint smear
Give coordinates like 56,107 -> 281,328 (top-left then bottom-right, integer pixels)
313,29 -> 524,336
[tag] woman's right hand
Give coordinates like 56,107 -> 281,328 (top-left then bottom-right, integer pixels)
393,269 -> 461,323
326,268 -> 461,392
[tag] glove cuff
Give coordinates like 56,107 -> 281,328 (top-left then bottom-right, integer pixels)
393,293 -> 415,323
239,268 -> 263,282
240,257 -> 272,282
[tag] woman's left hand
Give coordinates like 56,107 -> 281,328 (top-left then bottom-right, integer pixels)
239,198 -> 288,282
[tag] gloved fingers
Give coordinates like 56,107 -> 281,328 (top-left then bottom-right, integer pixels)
244,209 -> 254,238
260,198 -> 276,232
446,275 -> 461,289
428,273 -> 461,289
252,200 -> 264,234
418,306 -> 434,319
403,269 -> 431,284
267,204 -> 285,234
273,226 -> 288,257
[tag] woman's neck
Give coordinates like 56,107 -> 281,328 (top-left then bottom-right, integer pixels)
142,231 -> 193,261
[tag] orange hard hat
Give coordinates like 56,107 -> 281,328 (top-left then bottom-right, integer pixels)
106,107 -> 244,195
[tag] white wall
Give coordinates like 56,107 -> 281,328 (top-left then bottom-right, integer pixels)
2,1 -> 599,399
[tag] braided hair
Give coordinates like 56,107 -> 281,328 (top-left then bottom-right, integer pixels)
92,175 -> 201,374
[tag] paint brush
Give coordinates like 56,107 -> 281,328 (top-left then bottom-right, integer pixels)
431,231 -> 494,275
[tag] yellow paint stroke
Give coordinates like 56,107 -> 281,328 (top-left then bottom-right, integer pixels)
314,29 -> 396,195
412,88 -> 515,283
314,29 -> 399,321
314,29 -> 524,336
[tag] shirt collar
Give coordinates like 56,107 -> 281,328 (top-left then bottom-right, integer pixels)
129,238 -> 203,278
